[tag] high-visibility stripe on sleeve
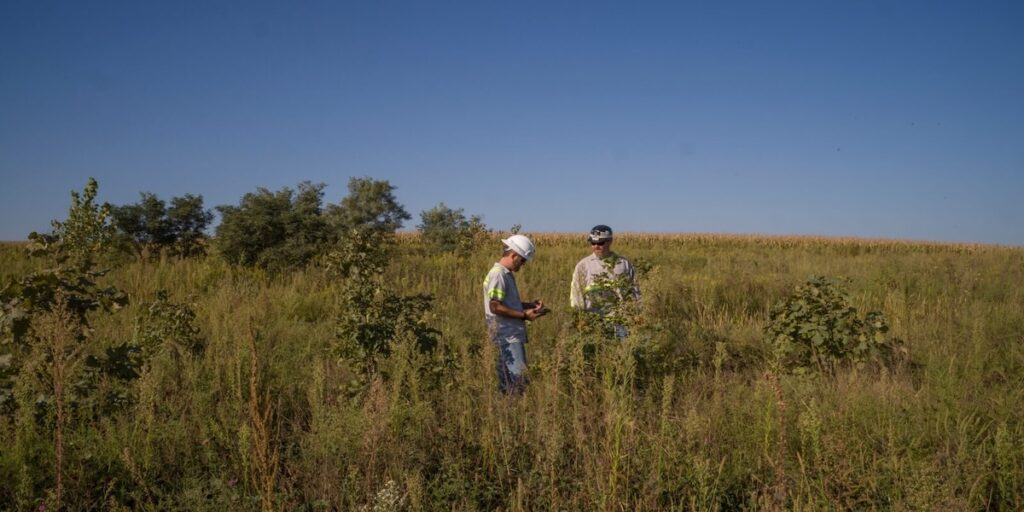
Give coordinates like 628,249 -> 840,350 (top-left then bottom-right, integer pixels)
488,289 -> 506,300
483,268 -> 500,286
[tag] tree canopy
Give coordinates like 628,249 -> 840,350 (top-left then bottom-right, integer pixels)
111,192 -> 212,259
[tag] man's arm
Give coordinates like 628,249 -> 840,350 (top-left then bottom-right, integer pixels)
570,263 -> 585,308
490,300 -> 543,320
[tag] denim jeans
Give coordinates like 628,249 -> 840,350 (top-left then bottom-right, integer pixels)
612,323 -> 629,338
496,339 -> 528,394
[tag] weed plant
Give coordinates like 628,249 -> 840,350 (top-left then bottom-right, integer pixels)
1,233 -> 1023,510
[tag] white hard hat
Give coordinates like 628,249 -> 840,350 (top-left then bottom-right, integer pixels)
502,234 -> 535,261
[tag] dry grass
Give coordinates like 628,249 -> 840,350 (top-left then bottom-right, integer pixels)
1,233 -> 1022,509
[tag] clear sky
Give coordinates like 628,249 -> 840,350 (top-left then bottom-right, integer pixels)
2,1 -> 1022,245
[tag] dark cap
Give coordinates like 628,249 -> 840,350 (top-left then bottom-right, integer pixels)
587,225 -> 613,243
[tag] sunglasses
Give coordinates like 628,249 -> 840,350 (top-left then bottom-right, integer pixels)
589,240 -> 609,246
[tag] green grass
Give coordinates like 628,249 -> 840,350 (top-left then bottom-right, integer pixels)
2,234 -> 1023,510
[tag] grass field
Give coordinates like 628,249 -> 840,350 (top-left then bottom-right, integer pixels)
2,233 -> 1023,510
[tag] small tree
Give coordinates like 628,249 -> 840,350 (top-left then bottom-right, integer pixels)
326,177 -> 410,236
167,194 -> 213,257
323,226 -> 440,397
111,193 -> 173,258
215,182 -> 329,271
111,192 -> 212,259
417,203 -> 489,253
2,178 -> 128,397
325,229 -> 439,383
38,178 -> 114,268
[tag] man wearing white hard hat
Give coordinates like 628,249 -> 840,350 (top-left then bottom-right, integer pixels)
482,234 -> 548,393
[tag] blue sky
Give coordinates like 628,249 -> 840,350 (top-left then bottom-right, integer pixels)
2,1 -> 1022,244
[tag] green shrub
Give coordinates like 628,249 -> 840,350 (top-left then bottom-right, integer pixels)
765,276 -> 906,374
1,179 -> 128,415
325,177 -> 411,235
326,230 -> 439,379
215,178 -> 411,273
41,177 -> 113,267
112,192 -> 213,259
214,181 -> 331,271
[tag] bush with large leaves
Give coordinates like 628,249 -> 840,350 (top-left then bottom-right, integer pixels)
765,276 -> 906,374
0,178 -> 129,414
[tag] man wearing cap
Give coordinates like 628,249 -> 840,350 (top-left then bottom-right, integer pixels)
483,234 -> 547,393
570,225 -> 639,337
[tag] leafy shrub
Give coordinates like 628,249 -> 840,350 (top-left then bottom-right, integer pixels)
417,203 -> 489,253
336,289 -> 439,372
215,178 -> 411,272
133,290 -> 206,359
35,177 -> 114,268
67,290 -> 206,417
327,230 -> 439,376
572,255 -> 646,338
1,179 -> 129,414
324,228 -> 392,281
568,255 -> 666,391
765,276 -> 906,374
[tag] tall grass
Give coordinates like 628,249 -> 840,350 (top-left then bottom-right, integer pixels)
1,234 -> 1022,510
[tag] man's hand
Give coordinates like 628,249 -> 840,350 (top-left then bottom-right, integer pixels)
524,300 -> 549,320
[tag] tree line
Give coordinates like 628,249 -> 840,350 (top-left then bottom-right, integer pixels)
79,177 -> 489,271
